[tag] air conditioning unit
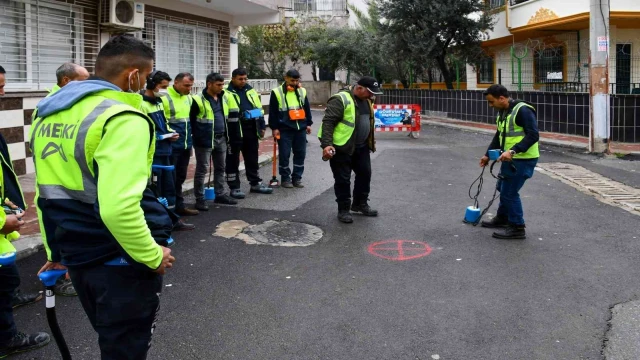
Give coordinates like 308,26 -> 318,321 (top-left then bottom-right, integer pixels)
100,0 -> 144,30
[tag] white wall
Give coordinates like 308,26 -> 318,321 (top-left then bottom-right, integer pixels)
347,0 -> 369,28
509,0 -> 590,30
611,0 -> 640,11
230,26 -> 239,73
489,10 -> 511,41
468,27 -> 640,91
137,0 -> 230,22
466,64 -> 478,90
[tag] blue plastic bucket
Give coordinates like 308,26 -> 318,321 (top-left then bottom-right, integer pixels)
464,206 -> 481,223
0,252 -> 16,267
488,149 -> 501,161
204,187 -> 216,201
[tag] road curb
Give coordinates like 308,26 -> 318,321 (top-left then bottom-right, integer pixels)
422,119 -> 589,152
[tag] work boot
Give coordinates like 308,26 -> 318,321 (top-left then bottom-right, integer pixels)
173,220 -> 195,231
492,225 -> 526,240
250,183 -> 273,194
195,200 -> 209,211
230,189 -> 246,199
351,200 -> 378,217
338,201 -> 353,224
54,278 -> 77,297
0,332 -> 50,358
214,194 -> 238,205
281,181 -> 294,189
11,290 -> 43,309
481,215 -> 509,228
176,207 -> 199,216
293,180 -> 304,188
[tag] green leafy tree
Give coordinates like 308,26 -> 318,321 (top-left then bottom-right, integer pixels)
238,26 -> 267,79
238,19 -> 304,80
380,0 -> 494,89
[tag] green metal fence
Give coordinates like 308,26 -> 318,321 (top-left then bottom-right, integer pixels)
500,41 -> 640,94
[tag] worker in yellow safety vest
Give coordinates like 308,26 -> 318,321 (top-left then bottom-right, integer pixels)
161,73 -> 200,216
0,65 -> 51,358
318,76 -> 382,223
480,84 -> 540,240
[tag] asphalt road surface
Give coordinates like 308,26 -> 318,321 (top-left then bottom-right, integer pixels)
11,112 -> 640,359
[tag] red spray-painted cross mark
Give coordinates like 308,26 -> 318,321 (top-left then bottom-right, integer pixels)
368,240 -> 432,261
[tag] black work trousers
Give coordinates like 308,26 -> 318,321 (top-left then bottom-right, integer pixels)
152,155 -> 177,210
171,148 -> 191,211
226,125 -> 262,189
0,265 -> 19,346
329,144 -> 372,205
68,265 -> 162,360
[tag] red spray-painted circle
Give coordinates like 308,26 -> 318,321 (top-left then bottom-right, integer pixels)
368,240 -> 432,261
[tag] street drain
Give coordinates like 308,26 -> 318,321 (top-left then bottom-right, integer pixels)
536,162 -> 640,215
213,220 -> 323,246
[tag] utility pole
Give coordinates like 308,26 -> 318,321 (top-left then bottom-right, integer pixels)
589,0 -> 610,153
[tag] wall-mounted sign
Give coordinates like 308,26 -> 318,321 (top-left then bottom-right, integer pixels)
546,72 -> 563,80
598,36 -> 609,52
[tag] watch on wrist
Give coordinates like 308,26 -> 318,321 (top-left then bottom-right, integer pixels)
509,149 -> 516,156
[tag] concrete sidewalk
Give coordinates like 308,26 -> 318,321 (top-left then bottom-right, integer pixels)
422,117 -> 640,154
13,135 -> 279,260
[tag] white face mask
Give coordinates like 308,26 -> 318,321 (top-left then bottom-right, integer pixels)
158,89 -> 168,96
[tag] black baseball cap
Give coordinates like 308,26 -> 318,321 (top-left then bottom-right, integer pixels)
285,69 -> 301,79
357,76 -> 382,95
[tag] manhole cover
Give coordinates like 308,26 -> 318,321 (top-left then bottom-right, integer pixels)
213,220 -> 323,246
243,220 -> 323,246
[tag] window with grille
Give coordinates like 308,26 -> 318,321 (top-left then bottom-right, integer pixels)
288,0 -> 347,15
153,20 -> 219,81
0,0 -> 96,90
478,56 -> 494,84
535,47 -> 565,83
487,0 -> 504,9
293,0 -> 317,12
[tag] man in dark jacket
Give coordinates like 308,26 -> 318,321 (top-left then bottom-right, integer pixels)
142,70 -> 194,231
269,69 -> 313,188
0,65 -> 51,358
480,84 -> 540,240
226,68 -> 273,197
189,72 -> 238,209
319,76 -> 382,223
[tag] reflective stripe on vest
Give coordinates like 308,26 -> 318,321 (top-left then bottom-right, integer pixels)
274,86 -> 306,111
194,93 -> 232,146
317,91 -> 357,146
496,102 -> 539,159
163,95 -> 191,124
32,99 -> 123,203
273,86 -> 307,131
193,95 -> 214,124
162,88 -> 191,149
32,98 -> 154,203
336,92 -> 355,129
226,93 -> 240,123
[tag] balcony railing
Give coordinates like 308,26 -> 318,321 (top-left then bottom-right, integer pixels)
509,82 -> 640,94
611,83 -> 640,95
537,82 -> 590,93
285,0 -> 348,16
509,0 -> 531,5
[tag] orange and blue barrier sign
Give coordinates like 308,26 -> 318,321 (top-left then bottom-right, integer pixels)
373,104 -> 421,138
